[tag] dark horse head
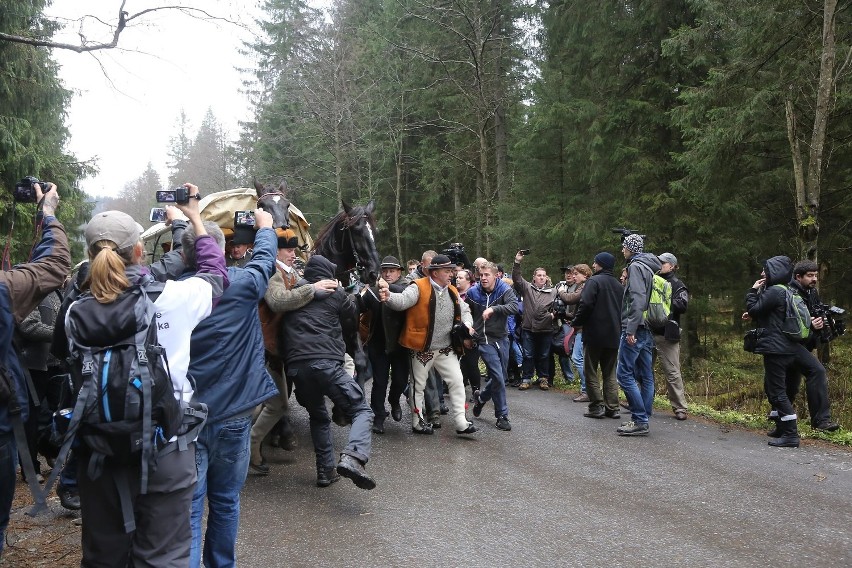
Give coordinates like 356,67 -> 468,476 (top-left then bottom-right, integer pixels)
254,179 -> 291,229
312,201 -> 380,285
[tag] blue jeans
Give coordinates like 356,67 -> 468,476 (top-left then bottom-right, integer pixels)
509,336 -> 523,367
190,414 -> 252,568
0,432 -> 15,558
478,338 -> 510,418
521,330 -> 552,382
572,331 -> 586,393
616,327 -> 655,424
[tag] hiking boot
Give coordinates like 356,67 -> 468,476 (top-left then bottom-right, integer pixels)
583,407 -> 605,419
57,484 -> 81,511
675,411 -> 687,421
472,390 -> 485,418
604,409 -> 621,419
440,403 -> 449,415
249,460 -> 270,476
317,467 -> 340,487
616,421 -> 649,436
372,419 -> 385,434
573,393 -> 590,403
428,413 -> 441,428
813,420 -> 840,432
456,422 -> 478,436
496,416 -> 512,431
518,381 -> 531,390
538,379 -> 550,391
768,419 -> 800,448
337,454 -> 376,490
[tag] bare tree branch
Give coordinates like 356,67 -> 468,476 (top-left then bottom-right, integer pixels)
0,3 -> 249,52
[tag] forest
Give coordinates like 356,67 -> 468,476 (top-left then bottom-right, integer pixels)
1,1 -> 850,430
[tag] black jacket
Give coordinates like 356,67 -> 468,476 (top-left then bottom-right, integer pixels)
745,255 -> 796,355
360,280 -> 407,354
281,255 -> 354,364
571,268 -> 622,349
651,271 -> 688,337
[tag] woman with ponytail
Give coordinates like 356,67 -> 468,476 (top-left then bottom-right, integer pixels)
67,183 -> 228,568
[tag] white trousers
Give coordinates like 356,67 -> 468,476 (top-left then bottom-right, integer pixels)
409,348 -> 469,431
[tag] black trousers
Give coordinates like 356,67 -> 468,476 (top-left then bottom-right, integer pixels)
783,344 -> 830,425
459,345 -> 481,392
78,444 -> 196,568
368,344 -> 409,421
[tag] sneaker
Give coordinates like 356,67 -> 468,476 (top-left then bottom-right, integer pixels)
249,460 -> 270,476
428,413 -> 442,428
472,390 -> 484,418
496,416 -> 512,431
616,421 -> 649,436
456,422 -> 478,436
518,381 -> 531,390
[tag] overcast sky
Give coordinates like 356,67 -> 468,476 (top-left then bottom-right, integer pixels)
46,1 -> 261,197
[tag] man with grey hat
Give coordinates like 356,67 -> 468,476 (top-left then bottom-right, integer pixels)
616,234 -> 662,436
652,252 -> 689,420
378,254 -> 477,436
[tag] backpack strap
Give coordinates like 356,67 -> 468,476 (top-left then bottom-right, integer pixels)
1,360 -> 44,513
112,467 -> 137,533
134,285 -> 158,495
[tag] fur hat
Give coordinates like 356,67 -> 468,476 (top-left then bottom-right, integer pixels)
623,233 -> 644,254
276,228 -> 299,249
593,252 -> 615,270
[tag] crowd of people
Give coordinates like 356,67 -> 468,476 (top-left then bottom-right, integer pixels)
0,182 -> 842,566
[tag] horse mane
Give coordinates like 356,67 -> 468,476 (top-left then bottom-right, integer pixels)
312,209 -> 347,258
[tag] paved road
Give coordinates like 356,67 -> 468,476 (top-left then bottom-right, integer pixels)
235,385 -> 852,568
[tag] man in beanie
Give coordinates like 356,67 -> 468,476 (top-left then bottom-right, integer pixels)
616,234 -> 662,436
378,254 -> 477,436
571,253 -> 623,420
281,255 -> 377,489
651,252 -> 690,420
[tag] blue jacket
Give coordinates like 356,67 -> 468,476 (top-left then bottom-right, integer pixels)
465,278 -> 519,344
1,216 -> 70,435
185,227 -> 279,423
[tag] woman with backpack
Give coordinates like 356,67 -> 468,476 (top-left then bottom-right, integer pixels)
65,184 -> 230,567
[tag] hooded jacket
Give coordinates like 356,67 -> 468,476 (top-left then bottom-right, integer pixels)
281,255 -> 352,364
465,278 -> 519,344
745,255 -> 797,355
622,252 -> 663,334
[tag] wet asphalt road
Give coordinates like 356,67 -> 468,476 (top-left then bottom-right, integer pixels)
234,385 -> 852,568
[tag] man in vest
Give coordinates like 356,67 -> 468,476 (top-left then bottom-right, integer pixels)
651,252 -> 690,420
378,254 -> 477,436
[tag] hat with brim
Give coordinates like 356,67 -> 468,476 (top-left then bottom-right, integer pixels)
232,225 -> 255,246
561,264 -> 574,272
276,228 -> 299,249
380,255 -> 402,269
426,254 -> 455,271
84,211 -> 143,251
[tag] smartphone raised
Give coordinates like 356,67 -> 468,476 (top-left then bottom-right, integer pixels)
234,210 -> 256,227
518,249 -> 531,256
149,207 -> 167,223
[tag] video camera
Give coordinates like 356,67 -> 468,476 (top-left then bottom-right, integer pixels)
611,227 -> 643,243
156,187 -> 200,205
441,242 -> 472,270
13,176 -> 53,203
811,303 -> 846,343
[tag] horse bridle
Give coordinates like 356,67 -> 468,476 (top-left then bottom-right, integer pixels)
340,213 -> 374,286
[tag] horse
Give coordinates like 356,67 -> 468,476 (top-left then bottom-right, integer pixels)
254,180 -> 291,229
311,201 -> 381,286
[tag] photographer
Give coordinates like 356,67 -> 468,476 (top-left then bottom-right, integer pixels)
1,183 -> 70,558
785,261 -> 839,432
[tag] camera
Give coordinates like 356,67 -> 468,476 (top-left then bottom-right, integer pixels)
149,207 -> 167,223
518,249 -> 531,256
811,303 -> 846,343
611,227 -> 643,243
156,187 -> 199,204
13,176 -> 53,203
550,296 -> 569,320
234,210 -> 256,227
441,242 -> 472,270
